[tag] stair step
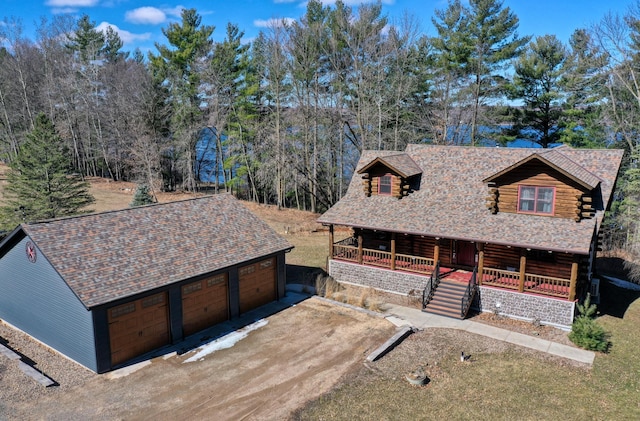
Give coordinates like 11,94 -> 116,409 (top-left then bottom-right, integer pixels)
436,281 -> 467,291
424,305 -> 462,319
430,296 -> 462,306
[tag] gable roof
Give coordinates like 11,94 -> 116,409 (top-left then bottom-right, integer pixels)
9,194 -> 292,308
318,145 -> 624,254
357,153 -> 423,178
484,145 -> 602,190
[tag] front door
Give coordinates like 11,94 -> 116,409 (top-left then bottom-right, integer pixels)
457,242 -> 476,267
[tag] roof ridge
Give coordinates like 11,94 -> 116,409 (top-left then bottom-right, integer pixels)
24,194 -> 225,226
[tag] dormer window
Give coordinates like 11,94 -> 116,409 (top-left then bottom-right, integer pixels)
518,186 -> 555,215
379,174 -> 392,195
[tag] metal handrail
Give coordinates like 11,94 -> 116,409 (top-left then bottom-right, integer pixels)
422,261 -> 440,309
461,266 -> 478,318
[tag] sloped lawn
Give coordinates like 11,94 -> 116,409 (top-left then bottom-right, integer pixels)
292,280 -> 640,420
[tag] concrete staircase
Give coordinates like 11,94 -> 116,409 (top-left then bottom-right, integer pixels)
423,279 -> 467,319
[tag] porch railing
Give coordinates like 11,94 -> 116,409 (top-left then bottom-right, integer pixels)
333,243 -> 358,262
394,253 -> 435,274
332,237 -> 358,262
332,238 -> 434,275
525,273 -> 571,298
481,268 -> 520,290
362,248 -> 392,268
482,268 -> 570,299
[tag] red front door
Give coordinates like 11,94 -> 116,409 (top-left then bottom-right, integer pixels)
457,242 -> 476,267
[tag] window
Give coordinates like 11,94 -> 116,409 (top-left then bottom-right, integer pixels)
378,175 -> 392,195
142,293 -> 165,308
207,274 -> 226,287
110,302 -> 135,318
182,282 -> 203,295
518,186 -> 555,215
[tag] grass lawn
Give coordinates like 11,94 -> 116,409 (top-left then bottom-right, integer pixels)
292,279 -> 640,420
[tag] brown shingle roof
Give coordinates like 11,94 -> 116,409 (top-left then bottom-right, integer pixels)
484,146 -> 602,189
357,153 -> 423,178
318,145 -> 624,254
22,194 -> 293,308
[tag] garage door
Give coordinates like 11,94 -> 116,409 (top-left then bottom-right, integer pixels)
108,292 -> 170,366
182,274 -> 229,337
239,257 -> 277,314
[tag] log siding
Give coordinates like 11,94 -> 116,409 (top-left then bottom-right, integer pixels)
492,160 -> 591,220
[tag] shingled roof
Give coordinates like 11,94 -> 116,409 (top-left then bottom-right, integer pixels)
16,194 -> 293,308
357,153 -> 423,178
484,145 -> 602,190
318,144 -> 624,254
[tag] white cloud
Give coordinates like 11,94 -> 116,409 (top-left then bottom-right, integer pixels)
96,22 -> 151,45
46,0 -> 99,6
254,17 -> 296,28
163,6 -> 186,19
125,7 -> 167,25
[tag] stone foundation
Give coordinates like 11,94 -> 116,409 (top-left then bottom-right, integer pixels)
328,259 -> 576,329
328,260 -> 428,296
475,286 -> 575,330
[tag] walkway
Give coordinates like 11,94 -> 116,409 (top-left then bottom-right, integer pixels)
383,303 -> 595,365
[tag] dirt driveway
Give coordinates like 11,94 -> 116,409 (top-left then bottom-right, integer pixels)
1,297 -> 394,420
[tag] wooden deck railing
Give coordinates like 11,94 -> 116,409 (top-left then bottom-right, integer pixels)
394,253 -> 435,274
362,248 -> 392,268
481,268 -> 520,290
333,244 -> 358,262
482,268 -> 570,299
524,273 -> 571,298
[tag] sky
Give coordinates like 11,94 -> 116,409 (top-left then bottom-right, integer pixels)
0,0 -> 635,53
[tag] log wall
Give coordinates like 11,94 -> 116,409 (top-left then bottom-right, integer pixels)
483,243 -> 573,278
493,161 -> 591,220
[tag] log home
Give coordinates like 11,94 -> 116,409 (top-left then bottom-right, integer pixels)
318,144 -> 624,328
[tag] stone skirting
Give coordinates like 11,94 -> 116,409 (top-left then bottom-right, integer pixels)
328,259 -> 576,329
475,286 -> 575,329
328,260 -> 429,296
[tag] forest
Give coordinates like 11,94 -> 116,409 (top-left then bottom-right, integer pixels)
1,0 -> 640,269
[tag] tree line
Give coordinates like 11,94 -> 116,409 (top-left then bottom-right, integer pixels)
1,0 -> 640,269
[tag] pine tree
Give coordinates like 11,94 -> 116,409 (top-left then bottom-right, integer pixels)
0,114 -> 95,230
130,184 -> 156,207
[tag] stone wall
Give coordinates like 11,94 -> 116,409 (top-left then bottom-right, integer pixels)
329,260 -> 428,296
475,286 -> 575,329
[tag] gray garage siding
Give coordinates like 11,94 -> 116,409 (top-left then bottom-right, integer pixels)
0,236 -> 97,371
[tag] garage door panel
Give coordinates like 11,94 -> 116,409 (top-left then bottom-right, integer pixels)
108,292 -> 170,366
182,275 -> 229,337
239,258 -> 277,314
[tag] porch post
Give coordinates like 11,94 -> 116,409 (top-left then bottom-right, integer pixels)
391,233 -> 396,270
477,243 -> 485,286
329,225 -> 334,258
357,233 -> 363,265
569,255 -> 579,301
519,249 -> 527,293
433,238 -> 440,266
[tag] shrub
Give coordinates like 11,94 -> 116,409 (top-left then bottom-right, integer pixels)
569,293 -> 610,352
130,184 -> 155,207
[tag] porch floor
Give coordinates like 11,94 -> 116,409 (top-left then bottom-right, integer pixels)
439,268 -> 473,284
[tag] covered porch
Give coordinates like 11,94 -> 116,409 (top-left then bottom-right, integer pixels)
328,226 -> 578,301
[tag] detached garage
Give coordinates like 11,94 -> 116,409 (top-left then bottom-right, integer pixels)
0,194 -> 293,373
